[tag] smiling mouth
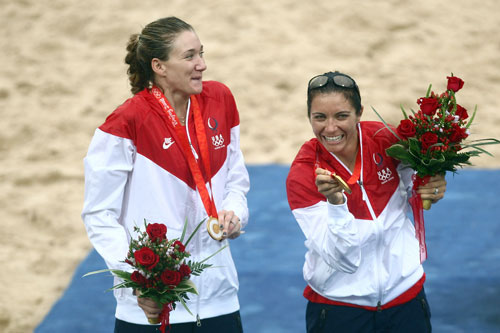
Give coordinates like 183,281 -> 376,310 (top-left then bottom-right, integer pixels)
324,134 -> 344,143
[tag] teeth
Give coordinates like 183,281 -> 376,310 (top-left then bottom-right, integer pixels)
324,135 -> 343,142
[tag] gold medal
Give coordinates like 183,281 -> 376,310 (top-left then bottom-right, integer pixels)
206,217 -> 223,241
331,172 -> 352,195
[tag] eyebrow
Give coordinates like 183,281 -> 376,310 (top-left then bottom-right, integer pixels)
182,45 -> 203,55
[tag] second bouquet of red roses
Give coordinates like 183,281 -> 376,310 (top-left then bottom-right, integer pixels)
84,218 -> 227,333
374,75 -> 499,207
373,74 -> 499,262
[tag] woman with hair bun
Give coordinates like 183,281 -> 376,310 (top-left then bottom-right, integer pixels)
82,16 -> 249,332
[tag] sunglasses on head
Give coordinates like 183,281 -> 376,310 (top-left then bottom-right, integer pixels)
308,71 -> 360,97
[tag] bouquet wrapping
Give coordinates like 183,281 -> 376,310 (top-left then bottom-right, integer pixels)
374,74 -> 499,262
84,218 -> 227,333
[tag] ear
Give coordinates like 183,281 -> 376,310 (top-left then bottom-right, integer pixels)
357,105 -> 364,121
151,58 -> 166,76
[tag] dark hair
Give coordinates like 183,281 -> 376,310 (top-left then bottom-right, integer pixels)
306,71 -> 362,118
124,17 -> 194,94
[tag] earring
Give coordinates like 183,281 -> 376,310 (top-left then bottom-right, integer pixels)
148,80 -> 153,89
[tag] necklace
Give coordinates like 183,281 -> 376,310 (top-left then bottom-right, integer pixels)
177,115 -> 186,126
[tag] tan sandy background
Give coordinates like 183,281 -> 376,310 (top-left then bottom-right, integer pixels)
1,0 -> 499,331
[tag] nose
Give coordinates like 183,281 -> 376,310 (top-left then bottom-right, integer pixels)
325,118 -> 338,132
196,56 -> 207,72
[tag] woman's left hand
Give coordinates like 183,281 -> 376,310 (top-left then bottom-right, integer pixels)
218,210 -> 243,240
417,174 -> 447,204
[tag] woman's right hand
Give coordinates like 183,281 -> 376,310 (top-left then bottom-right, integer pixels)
135,290 -> 162,322
315,168 -> 345,205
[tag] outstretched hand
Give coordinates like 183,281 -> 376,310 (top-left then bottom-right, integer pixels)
315,168 -> 345,205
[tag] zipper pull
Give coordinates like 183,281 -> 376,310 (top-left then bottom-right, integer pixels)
196,314 -> 202,327
321,308 -> 326,320
358,180 -> 368,202
377,301 -> 382,312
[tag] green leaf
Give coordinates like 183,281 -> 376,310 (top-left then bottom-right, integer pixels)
111,270 -> 132,280
470,146 -> 493,157
108,281 -> 135,291
188,261 -> 212,276
407,138 -> 421,156
371,106 -> 401,141
175,279 -> 199,295
82,268 -> 115,278
425,84 -> 432,98
386,144 -> 411,161
400,105 -> 408,119
177,293 -> 194,316
465,105 -> 477,129
180,217 -> 188,243
199,244 -> 228,264
184,218 -> 206,247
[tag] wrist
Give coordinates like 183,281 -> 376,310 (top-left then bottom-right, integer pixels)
327,192 -> 345,205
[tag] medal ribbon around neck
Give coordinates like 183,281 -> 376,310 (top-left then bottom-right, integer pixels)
150,86 -> 218,219
346,146 -> 362,185
315,142 -> 361,194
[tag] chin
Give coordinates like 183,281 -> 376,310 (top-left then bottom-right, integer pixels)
321,141 -> 344,154
191,82 -> 203,94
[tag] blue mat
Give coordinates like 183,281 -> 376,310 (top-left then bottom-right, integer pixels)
36,166 -> 500,333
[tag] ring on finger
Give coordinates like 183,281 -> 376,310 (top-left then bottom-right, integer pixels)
434,188 -> 439,195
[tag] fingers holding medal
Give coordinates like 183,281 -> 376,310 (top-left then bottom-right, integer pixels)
315,168 -> 350,205
207,210 -> 244,241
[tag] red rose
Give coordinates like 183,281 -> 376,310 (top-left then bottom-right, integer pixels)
179,264 -> 191,278
173,240 -> 186,252
417,97 -> 440,116
161,270 -> 182,286
449,123 -> 468,142
420,132 -> 439,150
130,271 -> 147,286
134,247 -> 159,270
396,119 -> 416,139
146,223 -> 167,242
454,104 -> 468,120
447,76 -> 464,92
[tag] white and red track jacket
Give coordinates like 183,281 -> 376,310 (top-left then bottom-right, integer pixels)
286,121 -> 423,309
82,81 -> 250,324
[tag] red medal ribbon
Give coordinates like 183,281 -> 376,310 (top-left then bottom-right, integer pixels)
159,302 -> 173,333
347,146 -> 362,185
314,142 -> 362,185
409,174 -> 429,263
150,86 -> 218,219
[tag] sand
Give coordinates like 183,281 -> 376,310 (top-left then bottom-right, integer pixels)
1,0 -> 499,331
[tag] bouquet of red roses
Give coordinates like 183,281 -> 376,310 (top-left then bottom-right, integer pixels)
374,74 -> 499,207
373,74 -> 499,261
84,218 -> 226,333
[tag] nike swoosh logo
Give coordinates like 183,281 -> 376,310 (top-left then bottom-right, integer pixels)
163,138 -> 175,150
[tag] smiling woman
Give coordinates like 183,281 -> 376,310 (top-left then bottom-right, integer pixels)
150,29 -> 207,122
309,93 -> 362,169
81,16 -> 249,333
286,70 -> 448,332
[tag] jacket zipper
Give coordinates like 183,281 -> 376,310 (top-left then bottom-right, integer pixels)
356,125 -> 384,306
358,178 -> 384,307
195,217 -> 202,327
